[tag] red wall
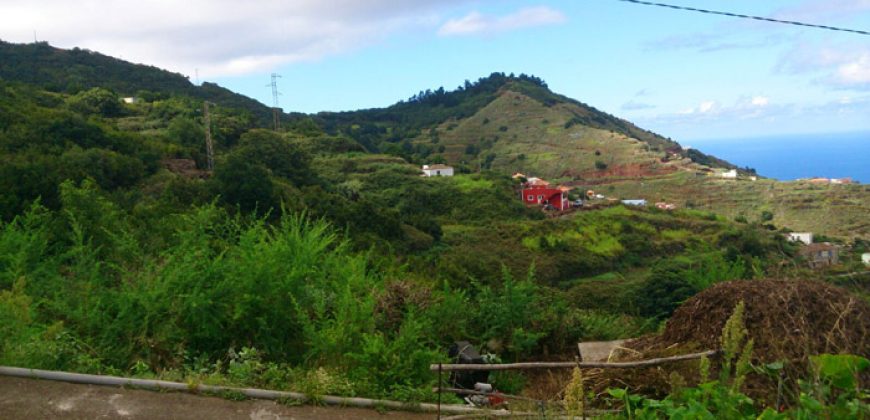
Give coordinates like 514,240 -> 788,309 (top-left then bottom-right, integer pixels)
522,188 -> 568,210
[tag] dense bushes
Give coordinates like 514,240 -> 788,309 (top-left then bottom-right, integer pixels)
0,198 -> 620,398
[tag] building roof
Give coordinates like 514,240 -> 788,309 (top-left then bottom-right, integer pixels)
422,164 -> 452,170
798,242 -> 839,254
526,177 -> 550,186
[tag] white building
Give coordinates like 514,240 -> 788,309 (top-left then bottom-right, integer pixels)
621,199 -> 647,206
122,97 -> 140,104
862,253 -> 870,267
787,232 -> 814,245
721,169 -> 738,179
421,164 -> 454,177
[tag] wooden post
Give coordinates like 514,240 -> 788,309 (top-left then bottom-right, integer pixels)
437,363 -> 442,419
429,350 -> 719,372
576,356 -> 586,420
203,101 -> 214,171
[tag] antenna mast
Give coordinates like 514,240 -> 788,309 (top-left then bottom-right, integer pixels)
268,73 -> 282,131
203,101 -> 215,171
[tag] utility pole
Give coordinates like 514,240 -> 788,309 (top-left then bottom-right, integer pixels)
267,73 -> 282,131
203,101 -> 215,171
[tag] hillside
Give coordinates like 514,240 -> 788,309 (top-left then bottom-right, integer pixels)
0,41 -> 867,414
0,40 -> 275,125
319,75 -> 867,240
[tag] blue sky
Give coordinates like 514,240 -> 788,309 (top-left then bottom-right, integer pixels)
3,0 -> 869,141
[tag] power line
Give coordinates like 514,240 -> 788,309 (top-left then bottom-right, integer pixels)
617,0 -> 870,36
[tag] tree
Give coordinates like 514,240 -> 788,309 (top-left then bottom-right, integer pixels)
235,129 -> 312,186
636,259 -> 699,319
215,154 -> 276,213
66,87 -> 122,117
167,116 -> 204,148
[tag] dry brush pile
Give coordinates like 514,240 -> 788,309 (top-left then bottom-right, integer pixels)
587,279 -> 870,405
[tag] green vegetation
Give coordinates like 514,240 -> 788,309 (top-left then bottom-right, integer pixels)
1,42 -> 865,412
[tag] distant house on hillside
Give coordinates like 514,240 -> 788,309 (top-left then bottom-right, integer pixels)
720,169 -> 738,179
511,172 -> 526,180
422,164 -> 453,177
521,177 -> 569,210
806,178 -> 830,184
787,232 -> 814,245
863,253 -> 870,267
798,243 -> 840,268
621,199 -> 647,207
122,97 -> 140,104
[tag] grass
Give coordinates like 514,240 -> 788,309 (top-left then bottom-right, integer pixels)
412,91 -> 663,179
600,174 -> 870,240
447,175 -> 494,192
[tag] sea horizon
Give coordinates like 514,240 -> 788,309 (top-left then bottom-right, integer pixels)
686,131 -> 870,183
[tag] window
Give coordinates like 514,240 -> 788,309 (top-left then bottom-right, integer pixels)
436,170 -> 441,175
538,195 -> 544,201
527,195 -> 534,200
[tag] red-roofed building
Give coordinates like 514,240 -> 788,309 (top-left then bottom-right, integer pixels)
521,177 -> 569,210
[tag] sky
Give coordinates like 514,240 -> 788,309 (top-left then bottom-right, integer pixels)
2,0 -> 869,141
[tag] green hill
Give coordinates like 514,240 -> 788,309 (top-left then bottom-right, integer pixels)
2,40 -> 867,410
0,40 -> 275,125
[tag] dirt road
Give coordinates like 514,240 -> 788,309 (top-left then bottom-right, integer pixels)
0,376 -> 432,419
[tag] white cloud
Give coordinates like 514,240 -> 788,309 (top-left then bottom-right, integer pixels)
678,100 -> 717,115
698,101 -> 716,113
437,6 -> 566,37
837,54 -> 870,84
778,42 -> 870,90
0,0 -> 474,78
648,96 -> 788,126
751,96 -> 770,107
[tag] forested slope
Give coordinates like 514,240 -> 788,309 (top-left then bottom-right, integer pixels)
2,41 -> 863,411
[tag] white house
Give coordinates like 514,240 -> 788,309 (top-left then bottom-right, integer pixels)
621,199 -> 647,206
421,164 -> 454,177
721,169 -> 738,179
787,232 -> 814,245
862,253 -> 870,267
122,97 -> 140,104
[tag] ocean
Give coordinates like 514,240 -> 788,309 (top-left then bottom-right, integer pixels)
688,131 -> 870,183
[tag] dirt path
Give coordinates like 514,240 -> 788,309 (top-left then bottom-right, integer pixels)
0,376 -> 432,419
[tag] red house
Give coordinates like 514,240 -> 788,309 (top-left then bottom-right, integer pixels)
522,178 -> 569,210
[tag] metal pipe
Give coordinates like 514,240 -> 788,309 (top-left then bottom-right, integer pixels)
0,366 -> 500,416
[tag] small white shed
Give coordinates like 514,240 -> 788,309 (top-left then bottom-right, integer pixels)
787,232 -> 814,245
721,169 -> 738,179
422,164 -> 454,177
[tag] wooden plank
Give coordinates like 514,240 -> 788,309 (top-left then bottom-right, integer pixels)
429,349 -> 718,372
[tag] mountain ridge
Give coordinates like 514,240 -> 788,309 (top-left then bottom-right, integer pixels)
0,40 -> 731,172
